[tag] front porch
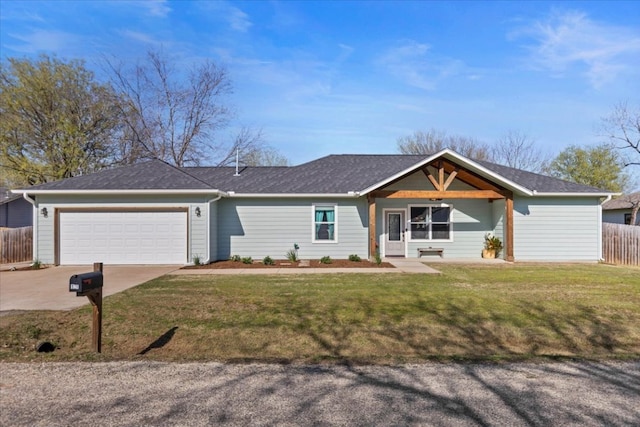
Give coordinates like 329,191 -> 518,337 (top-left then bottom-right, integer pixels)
367,156 -> 515,261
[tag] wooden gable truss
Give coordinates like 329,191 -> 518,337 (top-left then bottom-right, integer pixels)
368,158 -> 515,261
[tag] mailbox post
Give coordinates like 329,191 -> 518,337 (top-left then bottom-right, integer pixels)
69,262 -> 103,353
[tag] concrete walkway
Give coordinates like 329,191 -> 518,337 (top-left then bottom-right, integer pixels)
169,259 -> 440,275
0,265 -> 179,312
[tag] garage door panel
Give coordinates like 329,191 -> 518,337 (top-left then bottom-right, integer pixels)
60,211 -> 187,265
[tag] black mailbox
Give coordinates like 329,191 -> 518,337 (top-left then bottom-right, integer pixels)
69,271 -> 103,293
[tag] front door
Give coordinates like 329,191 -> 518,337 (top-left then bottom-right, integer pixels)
385,211 -> 405,257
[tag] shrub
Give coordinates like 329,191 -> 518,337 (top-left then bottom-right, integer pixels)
241,256 -> 253,264
193,255 -> 201,266
374,249 -> 382,265
31,259 -> 42,269
230,255 -> 241,262
263,256 -> 275,266
348,254 -> 361,262
320,256 -> 332,264
285,249 -> 298,262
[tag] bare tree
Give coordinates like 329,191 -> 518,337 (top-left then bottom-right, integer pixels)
397,129 -> 492,161
106,50 -> 268,167
602,102 -> 640,167
491,130 -> 550,173
623,193 -> 640,226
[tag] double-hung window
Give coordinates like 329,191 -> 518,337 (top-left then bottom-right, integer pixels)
409,205 -> 451,240
313,204 -> 337,242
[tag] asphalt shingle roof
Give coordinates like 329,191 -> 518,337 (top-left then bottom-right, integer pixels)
19,154 -> 611,195
602,192 -> 640,210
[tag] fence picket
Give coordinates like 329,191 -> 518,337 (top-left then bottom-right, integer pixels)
0,226 -> 33,264
603,223 -> 640,266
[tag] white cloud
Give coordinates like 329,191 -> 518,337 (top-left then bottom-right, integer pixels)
197,1 -> 252,33
512,10 -> 640,87
134,0 -> 171,18
227,5 -> 252,32
5,29 -> 79,54
118,29 -> 159,45
377,40 -> 469,90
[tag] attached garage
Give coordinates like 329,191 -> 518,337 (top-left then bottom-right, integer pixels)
57,209 -> 188,265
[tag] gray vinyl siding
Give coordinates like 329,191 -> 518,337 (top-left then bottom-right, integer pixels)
190,204 -> 207,264
513,196 -> 601,261
217,198 -> 368,260
0,198 -> 33,228
492,199 -> 505,246
33,194 -> 212,265
375,198 -> 494,259
209,200 -> 218,262
603,209 -> 638,225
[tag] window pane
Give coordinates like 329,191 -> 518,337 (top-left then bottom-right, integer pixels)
432,224 -> 450,239
388,214 -> 401,241
316,224 -> 332,240
411,207 -> 427,223
315,206 -> 335,240
411,223 -> 428,239
432,207 -> 450,222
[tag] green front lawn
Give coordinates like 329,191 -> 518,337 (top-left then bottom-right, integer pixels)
1,264 -> 639,363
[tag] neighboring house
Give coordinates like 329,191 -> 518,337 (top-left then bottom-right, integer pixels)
11,149 -> 615,265
0,187 -> 33,228
602,192 -> 640,225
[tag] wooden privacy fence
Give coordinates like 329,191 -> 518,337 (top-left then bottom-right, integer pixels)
603,223 -> 640,266
0,226 -> 33,264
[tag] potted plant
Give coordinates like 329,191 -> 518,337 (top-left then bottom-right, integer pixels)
482,233 -> 503,259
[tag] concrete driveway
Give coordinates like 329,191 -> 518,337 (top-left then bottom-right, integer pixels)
0,265 -> 179,312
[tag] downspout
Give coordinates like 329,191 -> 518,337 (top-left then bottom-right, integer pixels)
204,194 -> 223,264
22,193 -> 38,263
598,195 -> 613,262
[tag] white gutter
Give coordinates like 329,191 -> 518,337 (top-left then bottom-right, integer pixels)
11,189 -> 227,196
532,191 -> 619,198
21,193 -> 38,263
203,194 -> 223,264
226,192 -> 361,198
597,194 -> 614,262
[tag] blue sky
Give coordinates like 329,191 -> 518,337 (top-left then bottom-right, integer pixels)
1,0 -> 639,165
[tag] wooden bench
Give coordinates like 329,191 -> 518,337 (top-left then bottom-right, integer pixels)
417,247 -> 444,258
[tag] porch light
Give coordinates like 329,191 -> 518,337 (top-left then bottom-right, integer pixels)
40,207 -> 48,217
195,207 -> 201,217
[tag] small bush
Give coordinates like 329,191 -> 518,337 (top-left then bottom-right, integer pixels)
193,255 -> 202,266
348,254 -> 361,262
241,256 -> 253,264
320,256 -> 332,264
31,259 -> 42,269
263,256 -> 275,266
374,249 -> 382,265
230,255 -> 241,262
285,249 -> 298,262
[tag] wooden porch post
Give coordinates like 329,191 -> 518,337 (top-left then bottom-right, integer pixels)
368,195 -> 376,259
505,196 -> 514,262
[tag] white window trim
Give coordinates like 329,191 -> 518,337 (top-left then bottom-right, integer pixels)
312,203 -> 338,244
407,203 -> 454,242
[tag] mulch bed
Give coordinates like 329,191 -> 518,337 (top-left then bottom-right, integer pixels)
183,259 -> 395,269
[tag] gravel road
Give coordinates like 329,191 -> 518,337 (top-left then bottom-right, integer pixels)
1,361 -> 639,426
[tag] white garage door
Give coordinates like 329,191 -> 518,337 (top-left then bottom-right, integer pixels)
59,211 -> 187,265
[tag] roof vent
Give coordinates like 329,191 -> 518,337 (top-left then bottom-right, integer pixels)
234,148 -> 241,177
